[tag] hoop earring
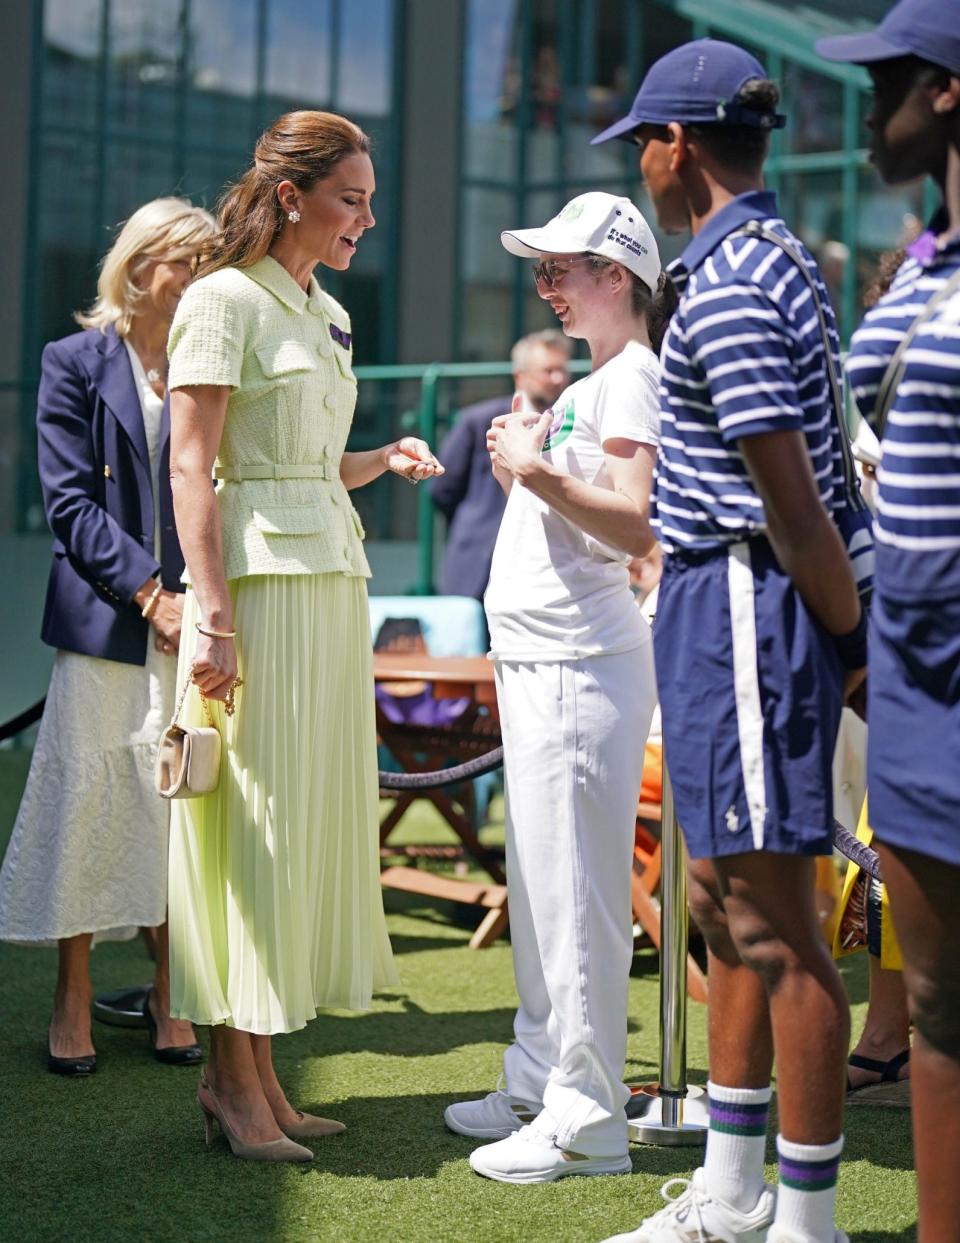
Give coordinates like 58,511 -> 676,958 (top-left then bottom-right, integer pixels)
287,209 -> 301,223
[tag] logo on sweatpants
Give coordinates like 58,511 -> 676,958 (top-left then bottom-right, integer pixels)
725,804 -> 740,834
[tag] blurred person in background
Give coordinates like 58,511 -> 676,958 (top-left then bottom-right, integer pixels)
431,330 -> 571,602
0,197 -> 216,1075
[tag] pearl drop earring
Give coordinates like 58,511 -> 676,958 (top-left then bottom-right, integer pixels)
288,209 -> 301,223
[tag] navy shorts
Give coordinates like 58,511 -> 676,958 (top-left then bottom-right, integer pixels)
868,592 -> 960,867
654,539 -> 844,860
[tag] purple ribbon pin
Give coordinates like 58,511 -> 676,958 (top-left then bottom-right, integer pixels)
329,324 -> 352,350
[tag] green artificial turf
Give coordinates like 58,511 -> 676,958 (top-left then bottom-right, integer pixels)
0,747 -> 917,1242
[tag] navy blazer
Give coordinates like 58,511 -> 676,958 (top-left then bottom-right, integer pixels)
37,324 -> 185,666
430,395 -> 511,601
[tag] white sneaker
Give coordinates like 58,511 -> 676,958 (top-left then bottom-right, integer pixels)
468,1123 -> 632,1185
444,1088 -> 540,1140
600,1167 -> 776,1242
767,1231 -> 849,1242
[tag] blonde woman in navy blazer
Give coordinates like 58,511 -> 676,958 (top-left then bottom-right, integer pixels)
0,198 -> 216,1075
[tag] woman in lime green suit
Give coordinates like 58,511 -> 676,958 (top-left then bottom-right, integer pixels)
166,110 -> 443,1163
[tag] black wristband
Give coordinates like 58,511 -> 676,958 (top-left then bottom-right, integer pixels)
833,608 -> 868,672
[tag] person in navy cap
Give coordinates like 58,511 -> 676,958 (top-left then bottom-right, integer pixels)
594,39 -> 866,1243
819,5 -> 960,1240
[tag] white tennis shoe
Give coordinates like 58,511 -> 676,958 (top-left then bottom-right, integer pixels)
600,1167 -> 776,1242
468,1123 -> 632,1185
443,1086 -> 540,1140
767,1231 -> 849,1243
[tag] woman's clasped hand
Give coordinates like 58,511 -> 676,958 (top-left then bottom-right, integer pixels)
384,435 -> 444,484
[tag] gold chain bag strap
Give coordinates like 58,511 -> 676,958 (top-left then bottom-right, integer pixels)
155,670 -> 239,799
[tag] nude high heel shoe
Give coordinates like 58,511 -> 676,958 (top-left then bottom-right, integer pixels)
281,1110 -> 346,1139
197,1077 -> 313,1163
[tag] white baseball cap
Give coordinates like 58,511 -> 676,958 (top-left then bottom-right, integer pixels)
501,192 -> 661,292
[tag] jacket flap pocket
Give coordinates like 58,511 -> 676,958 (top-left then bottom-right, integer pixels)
254,340 -> 318,378
252,505 -> 325,536
350,506 -> 366,539
334,348 -> 357,384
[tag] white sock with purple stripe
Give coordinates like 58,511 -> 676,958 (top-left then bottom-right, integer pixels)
775,1133 -> 844,1242
703,1081 -> 772,1212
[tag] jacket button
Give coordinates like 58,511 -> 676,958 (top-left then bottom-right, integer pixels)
104,465 -> 112,479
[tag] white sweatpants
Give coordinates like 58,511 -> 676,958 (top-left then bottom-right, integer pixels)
496,646 -> 657,1155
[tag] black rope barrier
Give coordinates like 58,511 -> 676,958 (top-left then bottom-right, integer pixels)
0,698 -> 883,883
0,698 -> 45,743
378,746 -> 505,789
831,820 -> 883,881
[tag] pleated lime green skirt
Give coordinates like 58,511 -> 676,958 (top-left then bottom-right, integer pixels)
168,574 -> 398,1034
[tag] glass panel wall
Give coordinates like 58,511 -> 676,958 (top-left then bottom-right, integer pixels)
15,0 -> 399,533
457,0 -> 692,359
455,0 -> 932,360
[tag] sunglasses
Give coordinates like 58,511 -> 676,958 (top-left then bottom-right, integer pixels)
531,255 -> 606,289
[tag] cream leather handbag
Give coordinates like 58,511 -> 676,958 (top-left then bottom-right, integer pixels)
155,673 -> 223,800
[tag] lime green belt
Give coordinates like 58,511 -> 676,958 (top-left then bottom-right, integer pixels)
214,463 -> 336,482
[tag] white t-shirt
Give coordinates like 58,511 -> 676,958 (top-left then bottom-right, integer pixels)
485,339 -> 661,661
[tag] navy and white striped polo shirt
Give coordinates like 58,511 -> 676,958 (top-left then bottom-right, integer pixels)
845,231 -> 960,602
653,190 -> 846,554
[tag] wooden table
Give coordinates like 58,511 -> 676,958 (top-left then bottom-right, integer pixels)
374,653 -> 509,947
372,653 -> 498,716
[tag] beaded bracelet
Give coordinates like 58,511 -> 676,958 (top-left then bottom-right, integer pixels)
140,581 -> 163,619
195,622 -> 237,640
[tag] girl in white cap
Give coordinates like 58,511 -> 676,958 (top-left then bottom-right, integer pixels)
443,191 -> 674,1184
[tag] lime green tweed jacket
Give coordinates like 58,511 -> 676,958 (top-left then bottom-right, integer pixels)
168,255 -> 371,582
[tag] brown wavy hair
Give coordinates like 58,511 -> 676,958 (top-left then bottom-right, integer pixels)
199,110 -> 371,278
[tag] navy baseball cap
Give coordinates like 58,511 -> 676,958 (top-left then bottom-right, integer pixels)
591,38 -> 785,146
816,0 -> 960,75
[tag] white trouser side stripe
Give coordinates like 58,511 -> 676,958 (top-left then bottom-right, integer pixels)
727,542 -> 767,849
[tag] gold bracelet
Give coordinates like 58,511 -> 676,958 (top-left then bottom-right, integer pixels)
140,581 -> 163,619
195,622 -> 237,640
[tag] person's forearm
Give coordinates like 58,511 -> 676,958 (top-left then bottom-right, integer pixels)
492,462 -> 514,496
764,509 -> 862,636
514,457 -> 654,556
340,448 -> 387,491
171,472 -> 232,629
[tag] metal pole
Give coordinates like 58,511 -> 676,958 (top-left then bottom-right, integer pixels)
415,365 -> 440,595
627,759 -> 708,1146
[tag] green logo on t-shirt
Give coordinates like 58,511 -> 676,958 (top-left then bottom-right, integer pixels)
542,400 -> 575,452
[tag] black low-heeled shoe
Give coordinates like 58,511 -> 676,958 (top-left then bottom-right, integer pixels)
47,1027 -> 96,1076
143,991 -> 204,1066
47,1050 -> 97,1076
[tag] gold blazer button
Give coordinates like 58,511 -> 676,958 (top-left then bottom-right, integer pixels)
104,465 -> 112,479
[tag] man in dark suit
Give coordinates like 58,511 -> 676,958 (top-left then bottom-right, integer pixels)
431,330 -> 571,600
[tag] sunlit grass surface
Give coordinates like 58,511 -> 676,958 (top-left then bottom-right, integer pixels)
0,748 -> 915,1242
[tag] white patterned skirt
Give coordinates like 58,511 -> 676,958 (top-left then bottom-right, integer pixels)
0,641 -> 176,944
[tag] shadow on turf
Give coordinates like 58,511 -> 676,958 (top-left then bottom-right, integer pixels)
263,1088 -> 719,1184
286,996 -> 519,1059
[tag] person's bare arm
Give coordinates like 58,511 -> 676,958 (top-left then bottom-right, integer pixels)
169,384 -> 236,701
491,413 -> 657,556
340,438 -> 444,490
